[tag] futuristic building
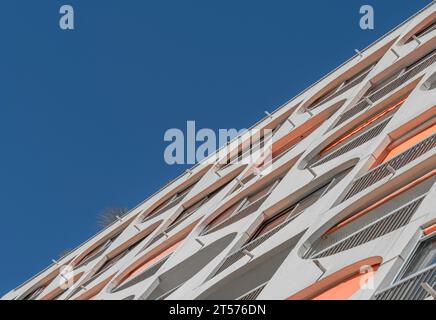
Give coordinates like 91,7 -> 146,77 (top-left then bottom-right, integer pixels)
3,2 -> 436,300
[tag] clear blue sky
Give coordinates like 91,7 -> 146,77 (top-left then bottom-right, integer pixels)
0,0 -> 431,295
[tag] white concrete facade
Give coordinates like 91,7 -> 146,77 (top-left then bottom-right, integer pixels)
2,2 -> 436,300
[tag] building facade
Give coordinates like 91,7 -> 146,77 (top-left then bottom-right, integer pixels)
3,2 -> 436,300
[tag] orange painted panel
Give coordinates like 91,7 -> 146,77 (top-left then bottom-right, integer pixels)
288,257 -> 382,300
41,272 -> 84,300
321,98 -> 406,155
326,170 -> 436,235
424,223 -> 436,236
76,275 -> 115,300
383,124 -> 436,162
312,265 -> 379,300
273,126 -> 316,158
122,240 -> 182,282
208,202 -> 240,230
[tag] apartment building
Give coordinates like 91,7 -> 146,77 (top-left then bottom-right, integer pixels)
2,2 -> 436,300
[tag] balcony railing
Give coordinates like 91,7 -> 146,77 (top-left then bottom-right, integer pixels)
82,249 -> 132,287
415,21 -> 436,39
311,117 -> 391,168
142,195 -> 185,223
145,233 -> 166,249
201,193 -> 270,236
165,201 -> 207,235
309,67 -> 373,111
75,239 -> 114,269
155,282 -> 185,300
342,133 -> 436,202
218,137 -> 268,171
333,50 -> 436,129
165,212 -> 196,235
304,195 -> 425,259
113,254 -> 171,293
213,216 -> 296,276
237,282 -> 268,300
374,264 -> 436,300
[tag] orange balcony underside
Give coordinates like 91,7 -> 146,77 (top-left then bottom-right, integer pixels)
423,223 -> 436,236
326,169 -> 436,235
119,240 -> 182,285
382,123 -> 436,163
313,265 -> 380,300
288,257 -> 382,300
321,98 -> 407,156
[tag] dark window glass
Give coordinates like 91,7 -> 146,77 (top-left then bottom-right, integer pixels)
205,201 -> 241,231
415,21 -> 436,38
405,49 -> 436,72
22,285 -> 46,300
401,235 -> 436,279
143,181 -> 199,221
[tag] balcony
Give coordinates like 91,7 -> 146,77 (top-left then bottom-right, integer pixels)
75,238 -> 115,269
333,50 -> 436,129
304,195 -> 426,259
342,133 -> 436,202
165,210 -> 197,234
213,216 -> 296,276
311,117 -> 391,167
165,202 -> 206,235
308,64 -> 374,111
217,136 -> 268,172
374,264 -> 435,300
142,195 -> 185,223
198,233 -> 302,300
201,192 -> 270,236
414,21 -> 436,40
148,233 -> 237,300
112,254 -> 171,293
